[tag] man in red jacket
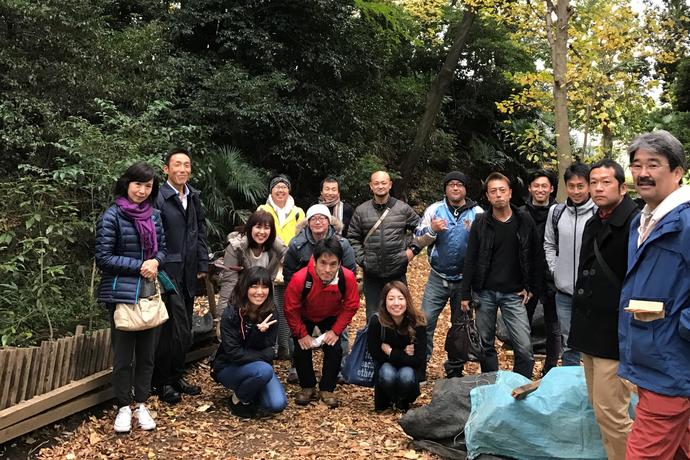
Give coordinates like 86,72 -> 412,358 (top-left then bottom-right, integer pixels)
285,237 -> 360,408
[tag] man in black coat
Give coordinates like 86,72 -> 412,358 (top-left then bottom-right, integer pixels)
460,172 -> 543,379
569,159 -> 638,460
152,148 -> 209,404
519,170 -> 561,375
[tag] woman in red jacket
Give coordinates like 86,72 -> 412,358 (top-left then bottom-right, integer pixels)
367,281 -> 427,411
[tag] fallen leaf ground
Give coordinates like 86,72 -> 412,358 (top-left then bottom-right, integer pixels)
36,256 -> 544,460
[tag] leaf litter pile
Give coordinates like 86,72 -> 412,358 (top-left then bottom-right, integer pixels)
37,257 -> 543,459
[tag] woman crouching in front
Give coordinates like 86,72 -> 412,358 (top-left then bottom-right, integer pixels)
211,266 -> 288,418
367,281 -> 427,412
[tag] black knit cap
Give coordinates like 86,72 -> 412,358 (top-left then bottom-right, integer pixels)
443,171 -> 468,188
270,175 -> 291,192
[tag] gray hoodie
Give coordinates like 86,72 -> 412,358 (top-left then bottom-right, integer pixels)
544,198 -> 597,295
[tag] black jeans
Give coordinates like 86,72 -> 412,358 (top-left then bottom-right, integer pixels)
526,290 -> 562,372
152,288 -> 194,387
363,273 -> 407,320
109,306 -> 160,407
293,317 -> 342,392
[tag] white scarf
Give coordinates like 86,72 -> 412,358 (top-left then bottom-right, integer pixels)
638,185 -> 690,247
267,195 -> 295,227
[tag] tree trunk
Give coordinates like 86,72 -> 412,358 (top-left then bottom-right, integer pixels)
398,8 -> 476,198
601,124 -> 614,157
546,0 -> 573,201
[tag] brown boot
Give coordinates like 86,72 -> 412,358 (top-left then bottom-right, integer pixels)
295,387 -> 318,406
320,391 -> 339,409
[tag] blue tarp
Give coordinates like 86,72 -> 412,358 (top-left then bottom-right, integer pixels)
465,367 -> 609,460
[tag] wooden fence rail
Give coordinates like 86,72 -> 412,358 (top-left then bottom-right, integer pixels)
0,326 -> 112,411
0,325 -> 216,445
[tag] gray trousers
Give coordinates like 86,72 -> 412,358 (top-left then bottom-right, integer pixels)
109,306 -> 160,407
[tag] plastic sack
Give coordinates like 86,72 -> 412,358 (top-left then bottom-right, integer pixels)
465,367 -> 608,460
445,310 -> 484,362
342,325 -> 376,387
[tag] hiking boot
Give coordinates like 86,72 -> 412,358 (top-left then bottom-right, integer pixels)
173,378 -> 201,395
287,367 -> 299,384
295,387 -> 318,406
228,398 -> 257,419
157,384 -> 181,404
320,391 -> 339,409
395,399 -> 411,412
134,403 -> 156,431
114,405 -> 132,433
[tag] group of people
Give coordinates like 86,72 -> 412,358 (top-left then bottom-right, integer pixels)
95,130 -> 690,460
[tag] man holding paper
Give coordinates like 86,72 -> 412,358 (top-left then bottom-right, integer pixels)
618,130 -> 690,459
284,237 -> 360,409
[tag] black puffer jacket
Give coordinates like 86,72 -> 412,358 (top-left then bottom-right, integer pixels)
569,195 -> 639,360
211,304 -> 278,372
348,197 -> 420,279
460,205 -> 543,299
520,198 -> 557,293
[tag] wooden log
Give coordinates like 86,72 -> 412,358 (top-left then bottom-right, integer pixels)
511,379 -> 542,400
35,340 -> 51,396
25,346 -> 41,400
0,351 -> 8,407
42,340 -> 57,394
17,348 -> 35,403
88,331 -> 100,375
98,329 -> 109,372
70,332 -> 84,381
0,386 -> 114,445
0,369 -> 112,432
0,349 -> 16,410
80,334 -> 93,381
60,337 -> 73,387
7,349 -> 26,408
51,339 -> 66,392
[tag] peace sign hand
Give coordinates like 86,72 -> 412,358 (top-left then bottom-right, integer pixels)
257,313 -> 278,333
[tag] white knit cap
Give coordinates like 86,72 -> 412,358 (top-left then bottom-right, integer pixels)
306,204 -> 331,220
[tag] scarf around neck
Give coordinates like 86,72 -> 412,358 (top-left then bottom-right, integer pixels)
267,195 -> 295,226
319,196 -> 343,222
115,197 -> 158,260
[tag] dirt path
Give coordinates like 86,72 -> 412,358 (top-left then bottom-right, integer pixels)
37,257 -> 539,459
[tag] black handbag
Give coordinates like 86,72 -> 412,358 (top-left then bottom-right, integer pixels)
444,309 -> 484,362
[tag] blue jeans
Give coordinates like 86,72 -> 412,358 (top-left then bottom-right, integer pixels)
376,363 -> 419,406
555,292 -> 581,366
422,271 -> 464,376
475,290 -> 534,378
215,361 -> 287,413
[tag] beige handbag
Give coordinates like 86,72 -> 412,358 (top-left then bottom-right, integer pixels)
114,280 -> 168,331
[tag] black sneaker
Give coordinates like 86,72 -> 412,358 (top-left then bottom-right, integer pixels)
228,398 -> 257,419
173,378 -> 201,395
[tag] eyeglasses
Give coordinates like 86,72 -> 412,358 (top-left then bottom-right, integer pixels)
630,162 -> 669,173
446,181 -> 465,188
310,216 -> 329,222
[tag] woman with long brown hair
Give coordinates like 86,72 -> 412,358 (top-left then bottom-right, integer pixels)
367,281 -> 427,411
211,266 -> 287,418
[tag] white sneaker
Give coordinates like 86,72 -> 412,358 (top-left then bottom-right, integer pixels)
134,403 -> 156,431
114,405 -> 132,433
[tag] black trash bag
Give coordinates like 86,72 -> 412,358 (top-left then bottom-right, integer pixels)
445,310 -> 485,362
399,373 -> 507,459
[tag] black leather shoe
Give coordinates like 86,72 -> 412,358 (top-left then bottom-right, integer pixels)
173,378 -> 201,395
158,384 -> 181,404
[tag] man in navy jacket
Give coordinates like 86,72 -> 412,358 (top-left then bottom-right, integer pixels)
152,148 -> 209,404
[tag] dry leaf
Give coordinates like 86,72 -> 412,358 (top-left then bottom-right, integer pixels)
88,432 -> 101,445
196,403 -> 212,412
